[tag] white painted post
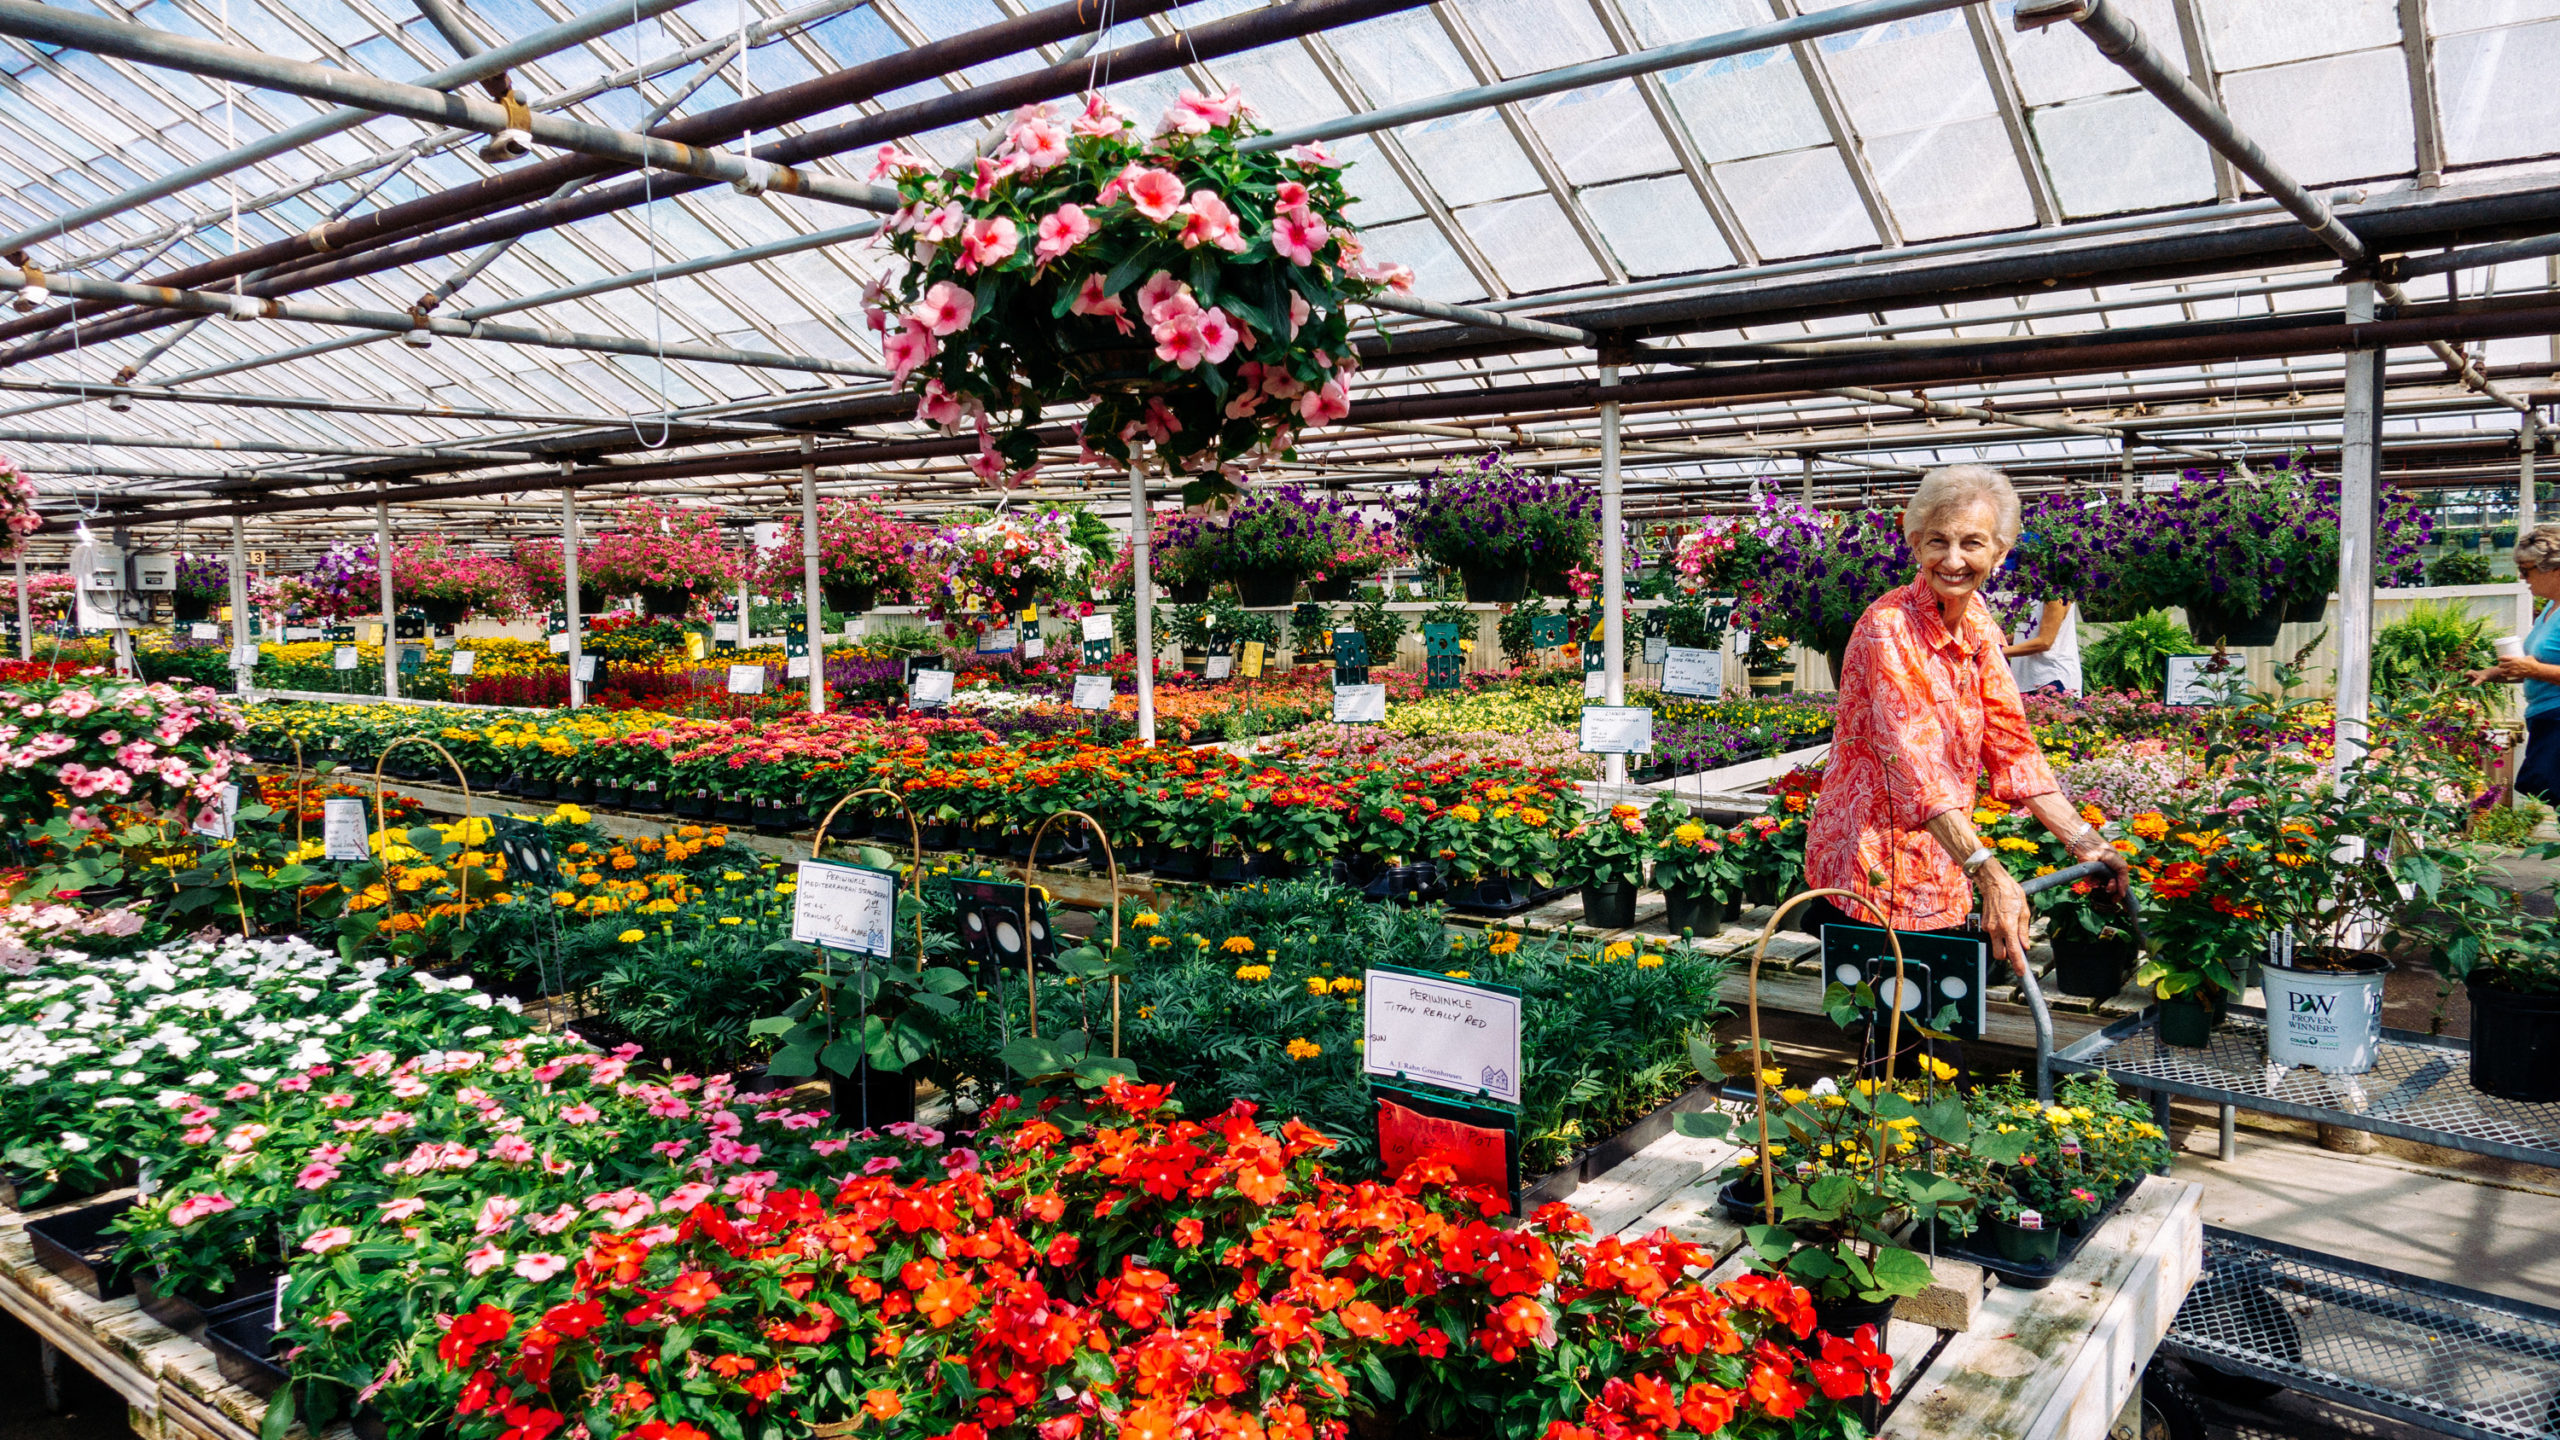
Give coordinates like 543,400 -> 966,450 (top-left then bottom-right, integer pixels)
228,515 -> 250,693
378,485 -> 398,702
801,437 -> 824,715
2336,282 -> 2380,779
13,553 -> 27,662
1129,450 -> 1157,746
561,479 -> 584,710
1601,363 -> 1626,787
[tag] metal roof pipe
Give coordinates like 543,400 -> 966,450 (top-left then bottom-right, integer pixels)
410,0 -> 513,100
0,1 -> 901,212
0,0 -> 1172,356
0,0 -> 692,264
0,425 -> 534,463
0,265 -> 889,379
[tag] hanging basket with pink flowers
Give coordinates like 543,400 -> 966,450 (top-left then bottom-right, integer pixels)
0,456 -> 38,560
581,500 -> 747,619
865,88 -> 1409,493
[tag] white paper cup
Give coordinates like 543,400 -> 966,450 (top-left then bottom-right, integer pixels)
2494,635 -> 2525,660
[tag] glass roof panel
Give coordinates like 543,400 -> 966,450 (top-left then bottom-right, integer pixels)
2029,90 -> 2218,216
1520,82 -> 1679,186
2205,0 -> 2401,70
2433,19 -> 2560,165
2431,0 -> 2560,29
1448,0 -> 1615,78
1656,45 -> 1831,163
1355,216 -> 1480,301
1389,111 -> 1546,207
1865,115 -> 2037,239
1326,9 -> 1474,104
1452,190 -> 1608,290
2220,47 -> 2415,187
1808,8 -> 1993,138
1713,145 -> 1881,257
1997,0 -> 2177,105
1334,136 -> 1426,226
1576,173 -> 1733,275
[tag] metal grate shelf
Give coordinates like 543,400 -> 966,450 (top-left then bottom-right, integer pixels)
2049,1008 -> 2560,1168
2168,1229 -> 2560,1440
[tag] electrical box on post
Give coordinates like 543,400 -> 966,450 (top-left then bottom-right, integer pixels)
130,552 -> 176,591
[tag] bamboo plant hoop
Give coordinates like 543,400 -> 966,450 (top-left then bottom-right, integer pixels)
368,736 -> 473,956
1018,809 -> 1125,1056
1742,888 -> 1909,1228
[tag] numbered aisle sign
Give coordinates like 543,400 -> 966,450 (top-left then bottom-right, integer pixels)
489,817 -> 557,883
910,667 -> 955,710
321,797 -> 370,861
1081,613 -> 1113,664
791,858 -> 899,957
1363,963 -> 1523,1105
1423,623 -> 1464,691
726,664 -> 765,696
1579,705 -> 1654,755
1333,683 -> 1387,725
1019,618 -> 1046,660
786,617 -> 808,658
332,645 -> 358,672
450,649 -> 476,675
1661,646 -> 1722,700
1529,614 -> 1568,651
398,647 -> 423,674
1072,674 -> 1113,710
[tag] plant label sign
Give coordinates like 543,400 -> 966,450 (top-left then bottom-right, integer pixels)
232,642 -> 260,669
786,654 -> 811,680
573,656 -> 598,684
333,645 -> 358,672
1579,706 -> 1654,755
1333,683 -> 1386,725
1661,646 -> 1722,699
1204,655 -> 1233,680
450,649 -> 476,675
791,858 -> 899,958
1240,640 -> 1265,678
190,783 -> 240,841
1423,623 -> 1464,691
726,664 -> 765,696
546,631 -> 572,653
1072,674 -> 1114,710
2163,654 -> 2237,707
190,623 -> 219,641
1363,964 -> 1522,1105
490,817 -> 557,883
321,797 -> 370,861
910,668 -> 955,710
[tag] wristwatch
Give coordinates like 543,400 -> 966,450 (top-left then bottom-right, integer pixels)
1959,845 -> 1995,875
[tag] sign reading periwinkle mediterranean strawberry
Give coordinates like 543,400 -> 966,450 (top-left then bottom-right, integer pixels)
1362,963 -> 1523,1106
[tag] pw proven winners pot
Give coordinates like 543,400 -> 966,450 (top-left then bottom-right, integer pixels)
2262,950 -> 2389,1074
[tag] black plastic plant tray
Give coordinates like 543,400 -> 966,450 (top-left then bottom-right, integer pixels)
24,1196 -> 139,1301
205,1300 -> 288,1398
1709,1174 -> 2135,1290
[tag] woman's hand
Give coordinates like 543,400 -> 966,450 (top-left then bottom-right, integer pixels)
2087,844 -> 2132,901
1976,862 -> 2031,974
2495,655 -> 2557,683
2471,666 -> 2507,685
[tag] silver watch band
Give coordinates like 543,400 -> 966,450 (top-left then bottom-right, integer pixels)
1959,844 -> 1995,875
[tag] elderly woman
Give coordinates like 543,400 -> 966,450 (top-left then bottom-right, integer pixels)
1805,465 -> 2129,973
2468,522 -> 2560,804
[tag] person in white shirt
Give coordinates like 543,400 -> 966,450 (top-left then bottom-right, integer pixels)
2004,598 -> 2082,694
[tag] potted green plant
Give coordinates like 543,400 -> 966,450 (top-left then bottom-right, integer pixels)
1647,796 -> 1739,935
1397,453 -> 1597,603
168,554 -> 227,624
1559,802 -> 1651,929
2439,902 -> 2560,1102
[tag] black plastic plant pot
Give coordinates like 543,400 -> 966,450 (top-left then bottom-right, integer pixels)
2468,980 -> 2560,1102
1662,888 -> 1720,937
1207,852 -> 1250,886
25,1197 -> 140,1301
2155,992 -> 2225,1049
628,785 -> 669,815
517,776 -> 553,801
1987,1216 -> 2063,1266
1363,862 -> 1441,906
1581,883 -> 1638,930
828,1063 -> 917,1132
2185,599 -> 2283,648
204,1302 -> 287,1398
1804,1293 -> 1896,1349
464,770 -> 503,793
917,824 -> 959,852
1165,580 -> 1211,603
713,797 -> 754,825
2051,935 -> 2138,999
1153,847 -> 1208,882
673,791 -> 709,819
1308,576 -> 1358,602
564,778 -> 597,804
593,783 -> 627,810
1459,565 -> 1528,604
1233,570 -> 1299,608
1246,851 -> 1299,881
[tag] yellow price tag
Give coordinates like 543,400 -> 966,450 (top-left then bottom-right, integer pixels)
1020,606 -> 1039,622
1240,640 -> 1265,678
685,632 -> 707,661
359,622 -> 384,647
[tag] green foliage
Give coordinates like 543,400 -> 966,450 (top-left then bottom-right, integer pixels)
2373,599 -> 2496,702
1287,601 -> 1331,656
1344,592 -> 1409,667
2430,549 -> 2495,586
2471,796 -> 2550,849
2083,609 -> 2196,694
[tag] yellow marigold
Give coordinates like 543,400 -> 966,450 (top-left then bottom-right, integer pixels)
1133,910 -> 1160,928
1220,936 -> 1255,954
1671,822 -> 1706,845
1305,976 -> 1329,997
1636,952 -> 1664,969
1487,930 -> 1522,956
1234,964 -> 1271,982
551,891 -> 576,907
1137,1005 -> 1156,1019
1760,1067 -> 1786,1088
1443,969 -> 1471,980
1285,1038 -> 1321,1061
1601,939 -> 1634,961
1996,837 -> 2040,852
718,916 -> 742,926
2079,802 -> 2106,825
1147,936 -> 1170,949
617,929 -> 645,943
1329,976 -> 1362,994
2130,812 -> 2170,841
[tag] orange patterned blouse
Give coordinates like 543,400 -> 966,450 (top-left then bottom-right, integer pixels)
1805,580 -> 2059,931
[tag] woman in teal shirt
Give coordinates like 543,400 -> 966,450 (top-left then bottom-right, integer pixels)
2472,523 -> 2560,803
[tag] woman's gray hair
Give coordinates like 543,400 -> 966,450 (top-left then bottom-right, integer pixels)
2516,522 -> 2560,576
1902,464 -> 2023,547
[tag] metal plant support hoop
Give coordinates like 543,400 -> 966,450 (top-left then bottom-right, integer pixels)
1018,808 -> 1125,1057
1742,887 -> 1908,1227
368,735 -> 474,959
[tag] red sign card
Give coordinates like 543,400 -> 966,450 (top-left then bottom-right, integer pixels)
1376,1097 -> 1509,1191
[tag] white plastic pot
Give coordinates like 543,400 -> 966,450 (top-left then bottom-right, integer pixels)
2263,959 -> 2387,1074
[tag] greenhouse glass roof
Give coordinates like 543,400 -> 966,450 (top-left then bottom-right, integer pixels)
0,0 -> 2556,543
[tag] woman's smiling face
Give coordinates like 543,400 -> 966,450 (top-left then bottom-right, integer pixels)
1908,496 -> 2010,612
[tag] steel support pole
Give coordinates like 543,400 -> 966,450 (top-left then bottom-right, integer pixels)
1600,364 -> 1626,787
12,554 -> 24,662
800,438 -> 824,715
562,480 -> 584,709
1130,455 -> 1157,747
2337,282 -> 2381,780
1800,450 -> 1813,502
228,516 -> 249,694
378,488 -> 398,703
2120,433 -> 2135,501
2522,410 -> 2540,537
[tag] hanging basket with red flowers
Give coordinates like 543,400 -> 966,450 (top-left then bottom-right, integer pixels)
865,88 -> 1409,490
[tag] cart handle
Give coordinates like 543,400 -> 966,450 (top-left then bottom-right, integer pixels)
2008,858 -> 2149,1106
